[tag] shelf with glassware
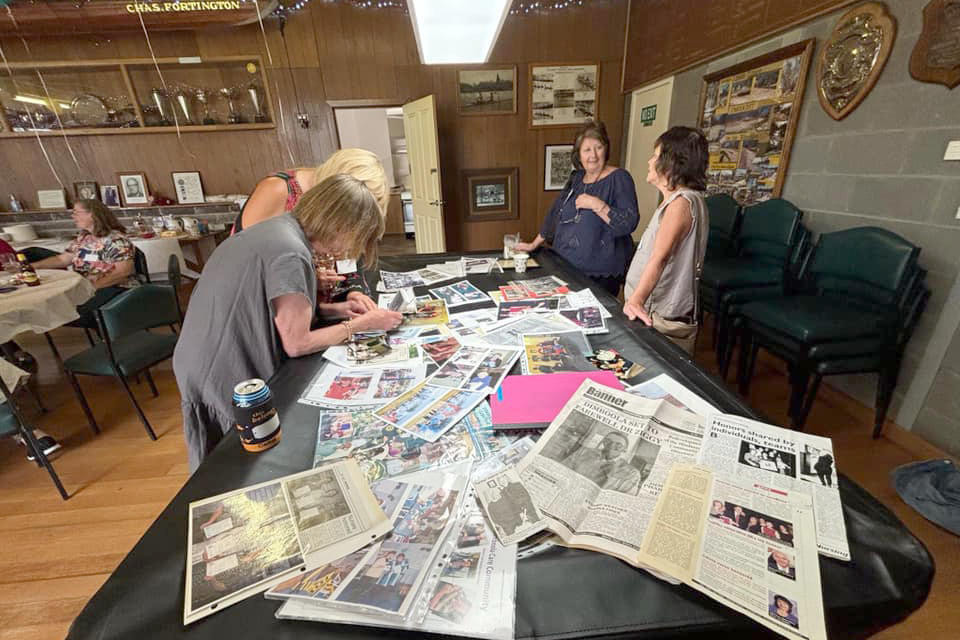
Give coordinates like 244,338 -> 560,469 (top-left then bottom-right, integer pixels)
0,56 -> 275,138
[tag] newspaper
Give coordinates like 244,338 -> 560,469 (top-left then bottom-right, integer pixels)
515,380 -> 704,570
473,438 -> 549,544
429,279 -> 492,308
321,341 -> 421,369
184,460 -> 389,624
627,373 -> 718,417
637,464 -> 827,640
299,363 -> 427,407
427,344 -> 522,393
565,288 -> 613,318
697,413 -> 850,561
313,403 -> 510,482
377,267 -> 454,291
446,307 -> 499,340
477,312 -> 579,347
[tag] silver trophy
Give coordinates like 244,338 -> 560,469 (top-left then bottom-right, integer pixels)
219,87 -> 244,124
150,88 -> 171,126
195,88 -> 217,125
174,88 -> 195,125
247,83 -> 267,123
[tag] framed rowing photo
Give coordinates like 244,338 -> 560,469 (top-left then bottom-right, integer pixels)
462,167 -> 519,222
530,62 -> 599,128
457,66 -> 517,115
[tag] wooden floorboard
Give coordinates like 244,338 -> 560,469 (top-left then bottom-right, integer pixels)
1,293 -> 956,639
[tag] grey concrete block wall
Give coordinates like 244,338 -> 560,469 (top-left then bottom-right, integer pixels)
664,0 -> 960,454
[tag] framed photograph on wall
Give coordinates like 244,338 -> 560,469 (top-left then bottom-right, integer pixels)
697,39 -> 814,205
73,181 -> 98,202
116,172 -> 150,206
462,168 -> 519,222
529,62 -> 599,128
457,66 -> 517,115
172,171 -> 205,204
101,185 -> 121,207
544,144 -> 575,190
36,189 -> 67,210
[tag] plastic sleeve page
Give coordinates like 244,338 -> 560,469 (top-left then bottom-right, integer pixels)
688,473 -> 827,640
698,413 -> 850,561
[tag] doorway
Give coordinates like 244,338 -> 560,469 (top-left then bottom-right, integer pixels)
624,76 -> 674,241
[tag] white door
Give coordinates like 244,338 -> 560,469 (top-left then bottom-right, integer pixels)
624,76 -> 674,242
402,95 -> 446,253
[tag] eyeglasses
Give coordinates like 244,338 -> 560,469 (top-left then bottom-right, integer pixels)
558,182 -> 593,225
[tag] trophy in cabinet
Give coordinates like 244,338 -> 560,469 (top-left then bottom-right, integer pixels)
219,87 -> 244,124
247,83 -> 268,123
173,88 -> 195,125
195,88 -> 217,125
150,88 -> 172,126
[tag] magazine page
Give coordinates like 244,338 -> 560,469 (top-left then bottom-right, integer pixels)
477,312 -> 579,347
565,288 -> 613,318
428,344 -> 522,393
281,460 -> 392,570
496,298 -> 561,320
638,464 -> 827,640
698,413 -> 850,561
374,380 -> 487,442
558,306 -> 608,335
269,469 -> 468,620
626,373 -> 718,416
516,380 -> 704,569
185,477 -> 304,624
313,403 -> 510,482
446,308 -> 499,340
322,340 -> 421,369
429,279 -> 493,308
298,363 -> 427,408
519,330 -> 594,374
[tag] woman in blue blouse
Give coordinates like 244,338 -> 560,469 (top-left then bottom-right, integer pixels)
515,121 -> 639,295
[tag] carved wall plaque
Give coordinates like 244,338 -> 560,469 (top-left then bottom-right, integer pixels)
910,0 -> 960,88
817,2 -> 897,120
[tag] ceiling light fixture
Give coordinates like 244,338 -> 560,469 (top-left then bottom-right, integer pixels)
408,0 -> 511,64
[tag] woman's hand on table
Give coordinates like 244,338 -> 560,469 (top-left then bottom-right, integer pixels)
346,290 -> 378,312
353,308 -> 404,332
623,300 -> 652,326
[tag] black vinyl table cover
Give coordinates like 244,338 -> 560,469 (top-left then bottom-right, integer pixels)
68,250 -> 934,640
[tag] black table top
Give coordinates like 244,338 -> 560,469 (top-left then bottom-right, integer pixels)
68,250 -> 933,640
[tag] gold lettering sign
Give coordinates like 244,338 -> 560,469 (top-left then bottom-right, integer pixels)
125,1 -> 243,12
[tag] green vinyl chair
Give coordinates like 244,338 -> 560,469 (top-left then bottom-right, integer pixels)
704,193 -> 742,261
736,227 -> 925,437
1,377 -> 68,500
699,198 -> 804,353
63,284 -> 181,441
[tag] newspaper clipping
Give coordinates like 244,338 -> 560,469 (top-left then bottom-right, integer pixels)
516,380 -> 704,567
638,464 -> 827,640
473,439 -> 549,545
697,414 -> 850,561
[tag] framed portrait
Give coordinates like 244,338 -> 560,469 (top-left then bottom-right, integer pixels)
101,185 -> 121,207
697,39 -> 814,205
73,181 -> 99,202
457,66 -> 517,115
116,172 -> 150,206
36,189 -> 67,210
529,62 -> 599,128
544,144 -> 575,190
172,171 -> 205,204
462,168 -> 519,222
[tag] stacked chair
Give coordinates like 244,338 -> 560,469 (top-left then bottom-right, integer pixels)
734,227 -> 928,437
699,198 -> 806,367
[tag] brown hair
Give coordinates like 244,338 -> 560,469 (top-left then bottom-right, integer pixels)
654,126 -> 708,191
75,199 -> 126,238
571,120 -> 611,170
294,174 -> 385,266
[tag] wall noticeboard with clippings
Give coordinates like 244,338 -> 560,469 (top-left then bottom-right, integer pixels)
697,39 -> 815,206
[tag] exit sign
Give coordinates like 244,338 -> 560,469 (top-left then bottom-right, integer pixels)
640,104 -> 657,126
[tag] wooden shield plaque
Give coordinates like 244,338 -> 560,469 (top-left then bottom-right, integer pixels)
910,0 -> 960,88
817,2 -> 897,120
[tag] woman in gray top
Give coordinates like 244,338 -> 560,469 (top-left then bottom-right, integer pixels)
623,127 -> 709,353
173,175 -> 403,470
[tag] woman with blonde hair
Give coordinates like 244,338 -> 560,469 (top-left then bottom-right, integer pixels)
234,148 -> 390,310
174,174 -> 403,470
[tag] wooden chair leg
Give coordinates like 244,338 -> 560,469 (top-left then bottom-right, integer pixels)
117,376 -> 158,441
22,428 -> 69,500
144,369 -> 159,397
66,371 -> 100,435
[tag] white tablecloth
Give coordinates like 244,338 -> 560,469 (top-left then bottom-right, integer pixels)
0,269 -> 95,394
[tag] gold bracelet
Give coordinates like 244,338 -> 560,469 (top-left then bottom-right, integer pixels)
341,319 -> 353,343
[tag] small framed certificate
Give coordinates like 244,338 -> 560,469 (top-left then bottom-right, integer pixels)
172,171 -> 205,205
37,189 -> 67,209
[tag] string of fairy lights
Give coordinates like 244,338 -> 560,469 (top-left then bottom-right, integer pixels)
271,0 -> 591,18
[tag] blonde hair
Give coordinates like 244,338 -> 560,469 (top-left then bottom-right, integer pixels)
313,148 -> 389,215
294,174 -> 385,266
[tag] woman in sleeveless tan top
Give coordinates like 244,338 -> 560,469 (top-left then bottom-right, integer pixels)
623,127 -> 710,351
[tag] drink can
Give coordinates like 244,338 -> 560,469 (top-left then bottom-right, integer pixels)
232,378 -> 281,453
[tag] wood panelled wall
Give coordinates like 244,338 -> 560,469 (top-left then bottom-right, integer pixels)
0,0 -> 628,251
621,0 -> 857,92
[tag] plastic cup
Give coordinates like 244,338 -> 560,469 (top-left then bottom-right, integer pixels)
513,252 -> 529,273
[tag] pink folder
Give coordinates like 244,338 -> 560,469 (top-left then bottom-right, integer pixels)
490,371 -> 624,430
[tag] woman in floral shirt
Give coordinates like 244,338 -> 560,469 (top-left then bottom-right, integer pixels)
34,199 -> 137,322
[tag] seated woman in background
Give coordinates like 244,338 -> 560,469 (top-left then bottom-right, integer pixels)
234,148 -> 391,311
514,120 -> 639,295
33,199 -> 138,323
622,126 -> 709,354
174,175 -> 404,470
